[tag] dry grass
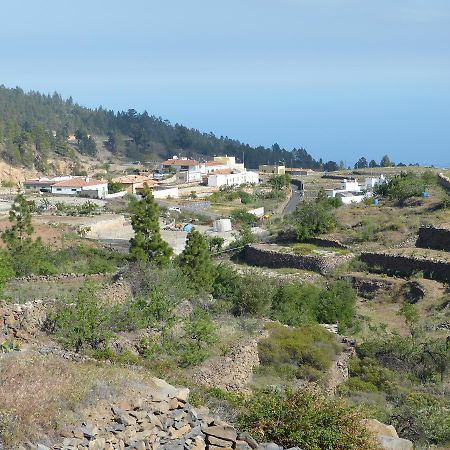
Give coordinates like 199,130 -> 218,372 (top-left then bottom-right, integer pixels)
0,352 -> 157,447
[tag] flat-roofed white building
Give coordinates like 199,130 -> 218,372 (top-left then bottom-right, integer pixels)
208,170 -> 259,187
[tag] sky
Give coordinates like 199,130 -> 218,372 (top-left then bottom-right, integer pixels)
1,0 -> 449,167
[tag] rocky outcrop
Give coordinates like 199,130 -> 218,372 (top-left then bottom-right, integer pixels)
243,244 -> 352,275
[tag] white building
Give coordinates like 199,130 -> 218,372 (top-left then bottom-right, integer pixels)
364,175 -> 386,189
208,170 -> 259,187
161,157 -> 202,183
51,177 -> 108,198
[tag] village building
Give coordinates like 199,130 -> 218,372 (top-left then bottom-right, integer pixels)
259,164 -> 286,175
50,177 -> 108,198
161,157 -> 202,183
285,168 -> 315,176
207,170 -> 259,187
112,175 -> 159,195
213,155 -> 245,171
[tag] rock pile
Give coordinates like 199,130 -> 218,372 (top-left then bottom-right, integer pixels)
29,380 -> 297,450
0,299 -> 49,342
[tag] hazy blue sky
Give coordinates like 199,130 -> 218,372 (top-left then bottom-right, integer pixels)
1,0 -> 449,166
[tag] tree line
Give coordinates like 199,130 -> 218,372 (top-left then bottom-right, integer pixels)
0,85 -> 326,170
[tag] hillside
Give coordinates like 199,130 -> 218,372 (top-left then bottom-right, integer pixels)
0,85 -> 321,172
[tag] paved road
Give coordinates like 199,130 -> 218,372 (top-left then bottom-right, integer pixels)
283,183 -> 302,215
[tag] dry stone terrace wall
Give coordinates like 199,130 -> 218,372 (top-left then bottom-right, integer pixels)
416,225 -> 450,252
360,252 -> 450,283
438,172 -> 450,192
243,244 -> 352,275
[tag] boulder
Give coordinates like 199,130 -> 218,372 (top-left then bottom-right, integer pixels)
203,425 -> 237,443
377,436 -> 413,450
363,419 -> 398,438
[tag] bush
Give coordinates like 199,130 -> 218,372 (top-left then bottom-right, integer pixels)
270,281 -> 356,331
47,284 -> 112,352
294,201 -> 337,240
258,323 -> 340,380
214,269 -> 276,317
238,388 -> 379,450
375,172 -> 435,203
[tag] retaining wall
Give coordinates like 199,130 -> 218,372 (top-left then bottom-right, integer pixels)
438,173 -> 450,192
416,225 -> 450,252
360,252 -> 450,283
243,244 -> 352,274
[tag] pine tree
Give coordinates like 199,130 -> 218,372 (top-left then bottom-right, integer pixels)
129,185 -> 172,266
177,229 -> 215,291
1,192 -> 34,252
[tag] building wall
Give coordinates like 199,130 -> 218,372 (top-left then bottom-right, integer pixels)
259,165 -> 286,175
207,171 -> 259,187
152,187 -> 179,199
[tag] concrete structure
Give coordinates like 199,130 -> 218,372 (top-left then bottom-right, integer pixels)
161,157 -> 202,183
213,218 -> 232,232
248,207 -> 265,218
259,164 -> 286,175
151,187 -> 179,199
201,160 -> 230,175
207,170 -> 259,187
112,175 -> 159,194
51,177 -> 108,198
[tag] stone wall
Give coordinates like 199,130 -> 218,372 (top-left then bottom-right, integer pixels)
416,225 -> 450,252
438,172 -> 450,192
360,252 -> 450,283
243,244 -> 352,274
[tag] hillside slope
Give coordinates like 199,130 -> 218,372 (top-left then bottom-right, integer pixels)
0,85 -> 322,172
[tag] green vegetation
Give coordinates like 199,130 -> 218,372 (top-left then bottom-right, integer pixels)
55,200 -> 100,216
375,171 -> 437,203
129,185 -> 172,265
0,85 -> 323,169
293,200 -> 338,241
177,229 -> 216,292
107,180 -> 125,194
258,323 -> 340,381
238,388 -> 378,450
270,281 -> 356,331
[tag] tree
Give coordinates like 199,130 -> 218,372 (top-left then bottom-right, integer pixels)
268,174 -> 291,191
177,229 -> 215,291
380,154 -> 392,167
294,201 -> 337,240
323,160 -> 339,172
369,159 -> 378,168
1,192 -> 34,252
129,185 -> 172,266
354,157 -> 368,169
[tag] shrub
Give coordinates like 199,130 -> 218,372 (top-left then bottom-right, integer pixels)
270,281 -> 356,331
258,323 -> 340,380
238,388 -> 379,450
294,201 -> 337,240
47,284 -> 112,352
214,270 -> 275,317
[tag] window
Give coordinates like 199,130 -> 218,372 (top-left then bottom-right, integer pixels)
71,188 -> 77,192
56,188 -> 62,191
